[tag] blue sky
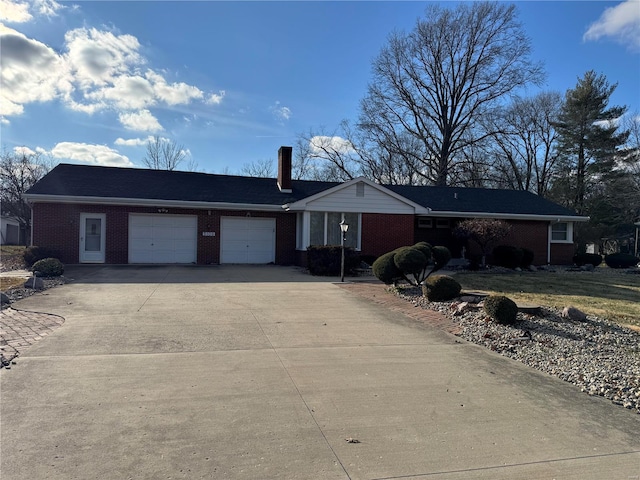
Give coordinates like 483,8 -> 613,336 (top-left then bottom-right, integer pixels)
1,0 -> 639,174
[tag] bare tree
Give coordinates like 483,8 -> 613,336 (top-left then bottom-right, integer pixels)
486,92 -> 562,195
240,159 -> 275,178
360,2 -> 543,186
142,136 -> 195,171
295,120 -> 428,185
1,149 -> 52,244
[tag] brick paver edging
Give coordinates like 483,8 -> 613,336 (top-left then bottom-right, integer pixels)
339,282 -> 461,335
0,307 -> 65,368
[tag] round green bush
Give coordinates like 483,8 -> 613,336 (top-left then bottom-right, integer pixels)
604,253 -> 639,269
31,257 -> 64,277
520,248 -> 534,268
372,251 -> 402,284
431,246 -> 451,269
573,253 -> 602,267
492,245 -> 524,269
483,295 -> 518,324
394,247 -> 428,276
422,275 -> 461,302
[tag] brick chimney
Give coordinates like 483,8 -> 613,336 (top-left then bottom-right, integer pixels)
277,146 -> 292,193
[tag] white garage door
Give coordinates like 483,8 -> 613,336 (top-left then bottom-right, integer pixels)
221,217 -> 276,264
129,214 -> 197,264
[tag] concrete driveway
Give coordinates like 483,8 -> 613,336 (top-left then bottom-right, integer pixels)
1,265 -> 639,479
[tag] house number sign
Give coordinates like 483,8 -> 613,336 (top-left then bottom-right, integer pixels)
202,232 -> 215,237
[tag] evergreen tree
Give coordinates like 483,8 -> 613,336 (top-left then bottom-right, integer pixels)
552,71 -> 629,215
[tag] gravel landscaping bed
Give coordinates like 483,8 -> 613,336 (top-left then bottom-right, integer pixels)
394,285 -> 640,414
2,277 -> 67,304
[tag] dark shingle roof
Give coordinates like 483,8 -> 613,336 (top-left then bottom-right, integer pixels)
26,164 -> 338,206
386,184 -> 579,217
27,164 -> 580,218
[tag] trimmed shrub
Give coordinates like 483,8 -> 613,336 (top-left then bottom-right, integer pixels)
483,295 -> 518,324
520,248 -> 534,269
307,245 -> 359,276
573,253 -> 602,267
372,251 -> 402,285
431,246 -> 451,270
394,247 -> 428,277
413,242 -> 432,259
23,246 -> 57,268
31,257 -> 64,277
604,253 -> 639,269
422,275 -> 461,302
492,245 -> 524,269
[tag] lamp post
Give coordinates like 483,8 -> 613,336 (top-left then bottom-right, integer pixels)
340,219 -> 349,282
635,219 -> 640,258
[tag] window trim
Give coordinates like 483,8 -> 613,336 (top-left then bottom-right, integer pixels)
297,211 -> 362,251
549,221 -> 573,244
417,218 -> 433,229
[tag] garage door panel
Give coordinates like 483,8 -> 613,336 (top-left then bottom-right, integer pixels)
221,217 -> 275,264
129,214 -> 197,264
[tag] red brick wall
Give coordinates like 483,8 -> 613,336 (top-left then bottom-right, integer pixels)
500,221 -> 549,266
457,220 -> 575,266
360,213 -> 415,258
31,203 -> 296,265
550,243 -> 574,265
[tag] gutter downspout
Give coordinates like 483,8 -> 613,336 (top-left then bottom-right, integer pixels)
29,203 -> 34,247
547,222 -> 551,265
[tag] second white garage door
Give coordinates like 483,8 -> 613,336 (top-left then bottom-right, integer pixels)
220,217 -> 276,264
129,214 -> 197,264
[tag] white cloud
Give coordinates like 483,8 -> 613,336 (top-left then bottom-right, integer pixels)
309,136 -> 355,155
64,27 -> 143,88
270,101 -> 292,122
0,0 -> 65,23
34,0 -> 65,17
50,142 -> 134,167
118,109 -> 163,132
0,25 -> 72,120
206,90 -> 226,105
114,136 -> 153,147
145,70 -> 204,105
584,0 -> 640,51
13,145 -> 36,156
1,21 -> 224,130
0,0 -> 32,23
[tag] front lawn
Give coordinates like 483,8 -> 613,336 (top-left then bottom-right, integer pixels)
0,245 -> 26,272
454,269 -> 640,327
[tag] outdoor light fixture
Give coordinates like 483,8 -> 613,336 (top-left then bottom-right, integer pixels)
634,219 -> 640,258
340,219 -> 349,282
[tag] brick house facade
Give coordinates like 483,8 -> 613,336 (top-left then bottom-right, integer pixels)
25,147 -> 587,267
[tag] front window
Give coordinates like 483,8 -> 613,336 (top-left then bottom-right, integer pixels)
551,222 -> 568,241
308,212 -> 359,249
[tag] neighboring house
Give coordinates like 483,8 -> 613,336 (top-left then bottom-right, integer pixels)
0,216 -> 21,245
24,146 -> 587,266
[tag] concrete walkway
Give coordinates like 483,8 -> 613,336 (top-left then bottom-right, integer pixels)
1,265 -> 638,479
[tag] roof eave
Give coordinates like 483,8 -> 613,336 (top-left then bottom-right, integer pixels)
417,210 -> 589,222
23,194 -> 285,212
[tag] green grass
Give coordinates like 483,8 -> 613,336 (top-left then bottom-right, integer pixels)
454,269 -> 640,327
0,277 -> 27,291
0,245 -> 26,256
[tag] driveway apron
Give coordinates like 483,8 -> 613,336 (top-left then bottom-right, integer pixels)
1,265 -> 638,480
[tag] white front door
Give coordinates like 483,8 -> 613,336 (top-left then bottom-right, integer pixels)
80,213 -> 106,263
